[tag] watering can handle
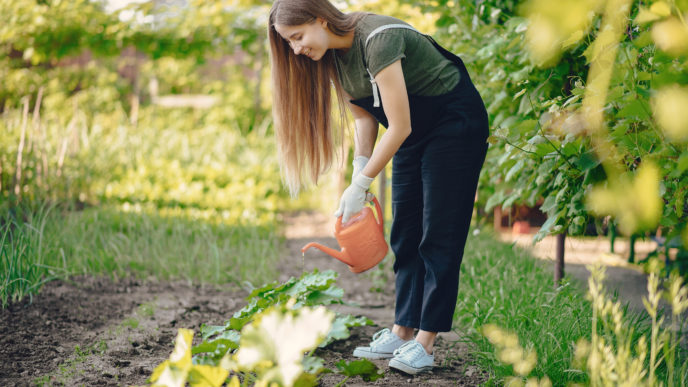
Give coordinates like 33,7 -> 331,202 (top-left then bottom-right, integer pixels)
334,194 -> 384,234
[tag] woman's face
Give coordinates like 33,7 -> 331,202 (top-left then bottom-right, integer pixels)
274,18 -> 330,61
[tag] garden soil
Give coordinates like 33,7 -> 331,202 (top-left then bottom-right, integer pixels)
0,211 -> 487,387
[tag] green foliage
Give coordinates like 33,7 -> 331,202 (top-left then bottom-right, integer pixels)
227,270 -> 344,331
194,269 -> 373,364
0,0 -> 267,102
53,205 -> 282,283
151,270 -> 380,387
0,201 -> 284,307
0,98 -> 290,306
334,359 -> 385,384
0,0 -> 275,213
456,230 -> 652,385
0,99 -> 285,224
442,8 -> 603,240
480,260 -> 688,386
0,0 -> 272,186
400,0 -> 596,240
0,204 -> 59,308
409,0 -> 688,255
152,304 -> 381,387
321,314 -> 373,347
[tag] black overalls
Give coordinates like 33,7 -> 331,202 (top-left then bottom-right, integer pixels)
350,32 -> 489,332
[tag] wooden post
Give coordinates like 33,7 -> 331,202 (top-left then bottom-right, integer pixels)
338,137 -> 350,197
609,219 -> 616,253
494,206 -> 502,231
33,88 -> 45,192
13,97 -> 30,202
378,165 -> 387,223
253,31 -> 265,122
555,231 -> 566,286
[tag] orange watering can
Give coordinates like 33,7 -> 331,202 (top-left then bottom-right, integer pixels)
301,196 -> 388,273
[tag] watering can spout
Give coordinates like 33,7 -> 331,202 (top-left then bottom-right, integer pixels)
301,196 -> 387,274
301,242 -> 354,266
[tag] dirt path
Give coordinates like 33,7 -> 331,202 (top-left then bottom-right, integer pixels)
0,212 -> 485,386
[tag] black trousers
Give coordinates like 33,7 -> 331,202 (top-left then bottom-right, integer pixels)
390,93 -> 489,333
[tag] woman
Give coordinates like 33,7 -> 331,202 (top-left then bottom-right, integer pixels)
268,0 -> 489,375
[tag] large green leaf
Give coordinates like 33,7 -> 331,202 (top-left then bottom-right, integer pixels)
540,194 -> 558,215
574,151 -> 600,172
335,359 -> 384,382
534,212 -> 562,243
320,315 -> 373,347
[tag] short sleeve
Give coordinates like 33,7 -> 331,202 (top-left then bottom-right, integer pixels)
365,30 -> 406,78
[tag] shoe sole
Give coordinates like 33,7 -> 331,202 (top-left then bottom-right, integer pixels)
388,358 -> 433,375
353,348 -> 395,359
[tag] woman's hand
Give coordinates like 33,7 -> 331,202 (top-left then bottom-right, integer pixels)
334,174 -> 374,223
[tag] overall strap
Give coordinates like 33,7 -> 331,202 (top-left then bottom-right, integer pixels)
363,24 -> 423,108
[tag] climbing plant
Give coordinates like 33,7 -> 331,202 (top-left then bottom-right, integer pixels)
405,0 -> 688,267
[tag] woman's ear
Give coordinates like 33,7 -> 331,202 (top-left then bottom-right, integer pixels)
317,17 -> 327,28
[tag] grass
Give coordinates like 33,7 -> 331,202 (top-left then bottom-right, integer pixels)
0,203 -> 282,308
455,229 -> 663,386
50,204 -> 282,285
0,204 -> 61,307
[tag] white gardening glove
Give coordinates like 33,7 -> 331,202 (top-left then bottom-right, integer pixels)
352,155 -> 369,180
334,173 -> 374,224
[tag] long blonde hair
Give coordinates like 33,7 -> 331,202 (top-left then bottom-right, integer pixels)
268,0 -> 366,196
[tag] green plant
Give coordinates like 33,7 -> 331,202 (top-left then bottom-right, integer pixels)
0,0 -> 269,112
1,0 -> 279,214
333,359 -> 384,386
481,260 -> 688,386
1,86 -> 293,306
151,302 -> 376,387
407,0 -> 688,257
193,270 -> 372,364
482,324 -> 552,387
150,269 -> 382,387
138,300 -> 156,318
455,231 -> 597,384
0,203 -> 64,307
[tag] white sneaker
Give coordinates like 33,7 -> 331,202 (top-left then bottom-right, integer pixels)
388,341 -> 435,374
353,328 -> 411,359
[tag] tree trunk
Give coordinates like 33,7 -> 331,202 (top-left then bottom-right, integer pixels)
555,232 -> 566,286
628,233 -> 637,263
609,219 -> 616,253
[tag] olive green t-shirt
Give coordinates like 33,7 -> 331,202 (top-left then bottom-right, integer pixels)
334,14 -> 460,100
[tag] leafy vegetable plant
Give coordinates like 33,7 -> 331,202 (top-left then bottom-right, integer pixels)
151,269 -> 380,387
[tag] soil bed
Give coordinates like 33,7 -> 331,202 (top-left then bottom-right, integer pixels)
1,211 -> 486,386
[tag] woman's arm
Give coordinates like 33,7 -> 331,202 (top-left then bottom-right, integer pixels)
359,59 -> 411,179
344,90 -> 378,159
334,60 -> 410,222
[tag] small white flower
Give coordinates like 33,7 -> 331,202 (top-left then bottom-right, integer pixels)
236,305 -> 334,386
